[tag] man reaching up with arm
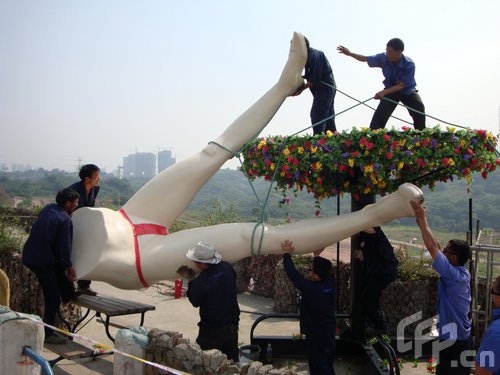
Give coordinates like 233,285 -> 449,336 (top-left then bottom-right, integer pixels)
411,200 -> 472,375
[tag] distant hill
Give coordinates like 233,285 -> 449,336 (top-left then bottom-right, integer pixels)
1,168 -> 499,232
186,168 -> 500,232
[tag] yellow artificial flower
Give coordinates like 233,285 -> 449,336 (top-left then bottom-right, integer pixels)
270,163 -> 275,171
399,139 -> 406,146
364,164 -> 373,174
310,146 -> 318,153
257,140 -> 266,150
348,158 -> 354,167
398,161 -> 404,170
447,126 -> 456,133
315,161 -> 323,171
297,146 -> 305,154
460,140 -> 466,147
326,130 -> 333,138
364,187 -> 371,194
283,148 -> 290,156
449,159 -> 455,166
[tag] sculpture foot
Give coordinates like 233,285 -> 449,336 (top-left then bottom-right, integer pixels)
277,31 -> 307,96
396,182 -> 424,217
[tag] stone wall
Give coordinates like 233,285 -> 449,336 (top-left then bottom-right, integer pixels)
0,250 -> 80,328
142,328 -> 308,375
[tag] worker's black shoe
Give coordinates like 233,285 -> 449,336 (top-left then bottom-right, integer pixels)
77,287 -> 97,296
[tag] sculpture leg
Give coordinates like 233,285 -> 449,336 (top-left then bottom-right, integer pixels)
121,32 -> 307,226
132,183 -> 424,287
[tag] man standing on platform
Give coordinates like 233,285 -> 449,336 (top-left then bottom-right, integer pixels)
293,37 -> 336,135
68,163 -> 100,295
337,38 -> 425,130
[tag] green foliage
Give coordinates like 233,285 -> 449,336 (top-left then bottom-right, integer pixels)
202,199 -> 240,225
0,170 -> 136,210
0,206 -> 28,252
394,245 -> 438,282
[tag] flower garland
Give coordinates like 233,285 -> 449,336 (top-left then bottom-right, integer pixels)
241,126 -> 499,202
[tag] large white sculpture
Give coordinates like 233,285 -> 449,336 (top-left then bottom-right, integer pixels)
72,32 -> 424,289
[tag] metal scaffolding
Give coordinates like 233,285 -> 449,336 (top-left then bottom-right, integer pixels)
471,230 -> 500,338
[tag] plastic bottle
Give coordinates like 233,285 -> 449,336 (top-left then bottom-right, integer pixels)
266,343 -> 272,363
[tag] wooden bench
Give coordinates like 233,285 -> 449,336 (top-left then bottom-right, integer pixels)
59,293 -> 156,342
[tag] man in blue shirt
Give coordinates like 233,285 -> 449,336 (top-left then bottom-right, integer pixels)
68,163 -> 100,295
281,240 -> 337,375
411,200 -> 472,374
475,275 -> 500,375
337,38 -> 425,130
293,37 -> 336,135
182,242 -> 240,362
22,188 -> 79,344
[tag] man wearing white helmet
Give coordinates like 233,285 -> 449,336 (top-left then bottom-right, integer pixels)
180,242 -> 240,362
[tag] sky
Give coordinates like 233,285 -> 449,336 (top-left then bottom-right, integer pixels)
1,0 -> 499,173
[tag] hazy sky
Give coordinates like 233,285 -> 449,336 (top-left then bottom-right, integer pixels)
1,0 -> 499,173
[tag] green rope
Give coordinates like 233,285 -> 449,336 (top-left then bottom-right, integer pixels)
381,95 -> 468,130
208,140 -> 282,256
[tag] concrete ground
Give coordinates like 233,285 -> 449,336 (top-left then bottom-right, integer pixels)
41,278 -> 433,374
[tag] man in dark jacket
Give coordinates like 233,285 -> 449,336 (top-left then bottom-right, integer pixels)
67,163 -> 100,295
293,37 -> 336,135
181,241 -> 240,362
282,240 -> 336,375
360,226 -> 398,335
22,188 -> 79,344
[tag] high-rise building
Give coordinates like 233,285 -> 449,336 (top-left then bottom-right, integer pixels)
123,152 -> 156,178
157,149 -> 176,173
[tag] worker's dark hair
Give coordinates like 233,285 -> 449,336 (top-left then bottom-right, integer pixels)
304,36 -> 310,49
493,275 -> 500,295
312,256 -> 332,281
448,239 -> 471,266
387,38 -> 404,52
56,188 -> 79,207
79,164 -> 100,181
